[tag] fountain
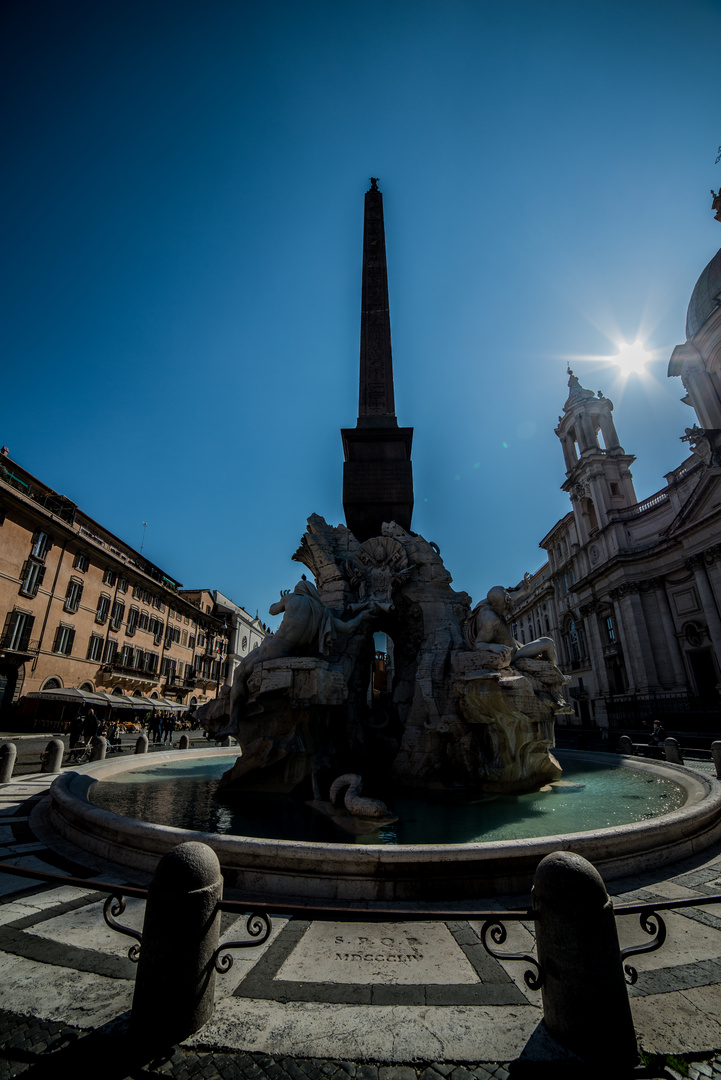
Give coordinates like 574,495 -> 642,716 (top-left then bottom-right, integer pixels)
41,180 -> 721,901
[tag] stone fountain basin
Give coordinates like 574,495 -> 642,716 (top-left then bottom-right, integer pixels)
47,748 -> 721,902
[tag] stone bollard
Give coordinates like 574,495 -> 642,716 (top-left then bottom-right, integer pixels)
131,841 -> 222,1043
0,743 -> 17,783
41,738 -> 64,773
219,735 -> 231,747
90,736 -> 107,761
533,851 -> 637,1068
179,733 -> 190,750
135,734 -> 149,755
618,734 -> 634,755
712,741 -> 721,778
664,737 -> 684,765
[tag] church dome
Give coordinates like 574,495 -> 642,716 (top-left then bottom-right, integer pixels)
686,246 -> 721,339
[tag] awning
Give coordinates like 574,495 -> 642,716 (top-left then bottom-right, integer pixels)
155,697 -> 188,710
89,691 -> 135,711
126,695 -> 157,709
26,688 -> 90,704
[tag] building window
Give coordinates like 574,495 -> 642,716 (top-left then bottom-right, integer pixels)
564,620 -> 587,664
161,657 -> 176,681
31,531 -> 51,559
181,629 -> 188,647
96,593 -> 111,624
241,636 -> 248,651
103,638 -> 117,663
152,595 -> 160,610
73,552 -> 89,572
197,631 -> 205,648
133,583 -> 142,599
19,558 -> 45,598
189,635 -> 196,650
144,651 -> 158,673
110,600 -> 125,631
127,607 -> 139,636
2,610 -> 35,652
139,610 -> 149,632
120,644 -> 133,667
52,624 -> 75,655
118,576 -> 128,593
605,615 -> 617,644
103,568 -> 116,586
87,634 -> 104,662
64,578 -> 84,613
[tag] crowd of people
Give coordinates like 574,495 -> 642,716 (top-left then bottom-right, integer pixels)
67,707 -> 200,756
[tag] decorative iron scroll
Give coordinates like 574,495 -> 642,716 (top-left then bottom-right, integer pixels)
103,893 -> 142,962
479,917 -> 543,990
214,912 -> 272,973
619,909 -> 667,985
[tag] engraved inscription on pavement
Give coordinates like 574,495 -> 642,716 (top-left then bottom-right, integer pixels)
275,921 -> 480,986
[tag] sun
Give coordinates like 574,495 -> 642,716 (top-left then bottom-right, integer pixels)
614,339 -> 651,376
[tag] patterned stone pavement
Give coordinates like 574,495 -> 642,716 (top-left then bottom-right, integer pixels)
2,752 -> 721,1077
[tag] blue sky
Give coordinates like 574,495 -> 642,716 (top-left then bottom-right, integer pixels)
2,0 -> 720,627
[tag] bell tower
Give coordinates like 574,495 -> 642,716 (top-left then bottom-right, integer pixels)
341,179 -> 414,542
556,369 -> 637,545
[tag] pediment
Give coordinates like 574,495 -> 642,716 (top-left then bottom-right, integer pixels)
666,469 -> 721,536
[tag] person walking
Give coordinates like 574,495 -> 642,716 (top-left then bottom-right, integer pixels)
83,709 -> 99,744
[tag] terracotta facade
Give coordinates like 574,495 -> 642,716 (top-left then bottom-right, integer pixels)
0,453 -> 265,726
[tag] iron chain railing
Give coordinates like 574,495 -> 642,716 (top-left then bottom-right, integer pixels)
2,860 -> 720,988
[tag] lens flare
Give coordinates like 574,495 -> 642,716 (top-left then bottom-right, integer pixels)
614,339 -> 651,376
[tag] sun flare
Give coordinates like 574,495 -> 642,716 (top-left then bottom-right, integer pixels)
614,339 -> 651,376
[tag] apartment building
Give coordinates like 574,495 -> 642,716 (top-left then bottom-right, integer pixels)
0,451 -> 264,725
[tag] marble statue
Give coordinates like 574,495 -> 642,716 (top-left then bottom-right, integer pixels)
464,574 -> 558,664
217,578 -> 376,738
212,514 -> 568,804
329,773 -> 393,819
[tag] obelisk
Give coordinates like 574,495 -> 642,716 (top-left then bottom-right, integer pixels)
341,179 -> 414,541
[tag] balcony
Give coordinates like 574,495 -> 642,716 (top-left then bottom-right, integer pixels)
0,637 -> 40,660
99,662 -> 157,686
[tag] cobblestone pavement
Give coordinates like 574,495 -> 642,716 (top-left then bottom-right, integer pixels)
3,1007 -> 721,1079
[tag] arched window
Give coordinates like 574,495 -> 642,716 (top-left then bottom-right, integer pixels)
564,619 -> 587,663
42,677 -> 62,690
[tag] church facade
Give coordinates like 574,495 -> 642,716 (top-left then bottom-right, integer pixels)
513,206 -> 721,735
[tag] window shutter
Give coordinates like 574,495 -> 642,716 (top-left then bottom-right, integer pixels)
19,615 -> 34,651
52,626 -> 62,652
37,565 -> 46,589
1,610 -> 14,644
